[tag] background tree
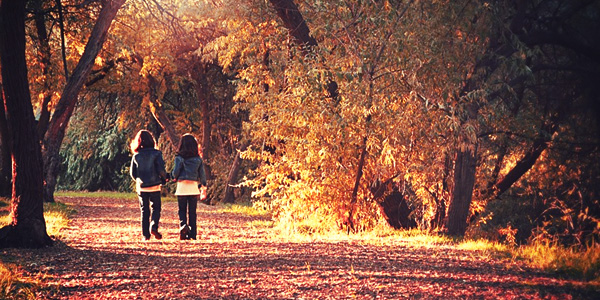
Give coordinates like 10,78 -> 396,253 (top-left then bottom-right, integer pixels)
42,0 -> 126,202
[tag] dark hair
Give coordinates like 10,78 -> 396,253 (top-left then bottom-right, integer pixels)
130,130 -> 156,153
177,134 -> 200,158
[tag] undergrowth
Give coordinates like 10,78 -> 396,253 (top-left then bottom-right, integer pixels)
516,241 -> 600,282
272,214 -> 600,283
217,202 -> 271,217
0,264 -> 40,300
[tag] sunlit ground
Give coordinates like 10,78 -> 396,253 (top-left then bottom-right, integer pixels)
1,193 -> 596,299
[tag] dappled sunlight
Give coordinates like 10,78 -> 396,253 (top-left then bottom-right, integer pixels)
2,196 -> 595,299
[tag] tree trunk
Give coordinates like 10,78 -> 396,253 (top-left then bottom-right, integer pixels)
0,83 -> 11,197
268,0 -> 317,49
42,0 -> 126,202
444,38 -> 506,236
147,75 -> 180,147
191,67 -> 213,189
371,178 -> 416,230
268,0 -> 338,100
431,153 -> 451,230
0,0 -> 52,248
33,0 -> 53,139
223,141 -> 249,204
446,147 -> 478,236
346,136 -> 368,232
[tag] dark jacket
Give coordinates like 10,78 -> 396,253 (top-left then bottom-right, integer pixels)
171,155 -> 207,187
130,148 -> 167,188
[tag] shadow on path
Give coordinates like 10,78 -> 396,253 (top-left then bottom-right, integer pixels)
2,196 -> 598,299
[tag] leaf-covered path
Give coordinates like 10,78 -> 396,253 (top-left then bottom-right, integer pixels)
2,196 -> 598,299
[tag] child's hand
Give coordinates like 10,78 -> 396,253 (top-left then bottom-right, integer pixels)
200,186 -> 207,200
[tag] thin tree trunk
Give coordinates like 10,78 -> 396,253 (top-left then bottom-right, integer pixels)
268,0 -> 338,100
347,135 -> 368,232
0,0 -> 52,248
223,141 -> 250,204
56,0 -> 69,80
268,0 -> 317,49
191,67 -> 213,185
147,75 -> 180,148
42,0 -> 126,202
33,0 -> 54,140
432,153 -> 451,230
492,139 -> 547,197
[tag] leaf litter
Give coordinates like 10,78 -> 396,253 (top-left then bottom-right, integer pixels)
1,196 -> 598,299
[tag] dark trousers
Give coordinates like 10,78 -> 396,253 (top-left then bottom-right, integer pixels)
138,191 -> 161,238
178,195 -> 198,239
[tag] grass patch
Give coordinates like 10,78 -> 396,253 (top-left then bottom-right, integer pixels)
0,264 -> 40,300
56,190 -> 137,200
515,242 -> 600,282
457,239 -> 509,254
0,198 -> 74,238
248,220 -> 275,229
43,201 -> 75,238
0,198 -> 72,299
55,190 -> 177,202
217,202 -> 271,217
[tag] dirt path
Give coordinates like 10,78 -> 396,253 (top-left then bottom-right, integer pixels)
2,196 -> 598,299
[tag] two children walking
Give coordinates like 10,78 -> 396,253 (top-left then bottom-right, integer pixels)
129,130 -> 207,241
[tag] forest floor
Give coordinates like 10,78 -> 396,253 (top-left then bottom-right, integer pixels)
2,195 -> 599,299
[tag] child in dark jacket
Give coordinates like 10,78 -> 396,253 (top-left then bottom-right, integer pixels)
130,130 -> 168,241
171,134 -> 207,240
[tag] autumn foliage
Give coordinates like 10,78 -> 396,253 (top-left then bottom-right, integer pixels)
2,0 -> 598,248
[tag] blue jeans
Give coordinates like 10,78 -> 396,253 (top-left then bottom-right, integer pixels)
138,191 -> 161,238
178,195 -> 198,239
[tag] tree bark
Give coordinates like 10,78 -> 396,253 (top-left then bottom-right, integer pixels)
223,141 -> 249,204
268,0 -> 338,100
42,0 -> 126,202
147,75 -> 180,148
346,135 -> 368,232
33,0 -> 54,139
0,83 -> 11,197
431,153 -> 451,230
268,0 -> 317,50
0,0 -> 52,248
446,146 -> 478,236
444,35 -> 508,236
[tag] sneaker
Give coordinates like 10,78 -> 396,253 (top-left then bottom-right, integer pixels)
142,236 -> 150,241
151,229 -> 162,240
180,225 -> 190,240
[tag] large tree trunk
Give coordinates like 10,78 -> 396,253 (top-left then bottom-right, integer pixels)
446,147 -> 478,236
0,83 -> 11,197
0,0 -> 52,248
444,31 -> 509,236
42,0 -> 126,202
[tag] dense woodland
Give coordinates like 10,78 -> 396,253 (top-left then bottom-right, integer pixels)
1,0 -> 599,248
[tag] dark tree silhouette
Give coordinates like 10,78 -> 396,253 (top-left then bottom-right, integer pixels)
0,0 -> 52,248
